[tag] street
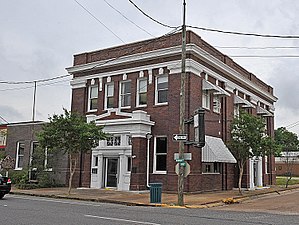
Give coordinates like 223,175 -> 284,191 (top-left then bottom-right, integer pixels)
0,194 -> 299,225
215,189 -> 299,215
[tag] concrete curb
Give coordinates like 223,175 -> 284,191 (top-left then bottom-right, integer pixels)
9,186 -> 299,209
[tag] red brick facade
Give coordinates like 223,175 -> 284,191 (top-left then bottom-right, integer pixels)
68,31 -> 277,192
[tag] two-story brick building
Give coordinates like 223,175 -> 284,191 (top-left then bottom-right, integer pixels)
66,30 -> 277,192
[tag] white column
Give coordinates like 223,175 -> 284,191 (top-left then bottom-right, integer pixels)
256,157 -> 263,187
118,153 -> 125,191
249,158 -> 255,190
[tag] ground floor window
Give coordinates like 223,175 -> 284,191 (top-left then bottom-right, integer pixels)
202,162 -> 221,173
154,136 -> 167,173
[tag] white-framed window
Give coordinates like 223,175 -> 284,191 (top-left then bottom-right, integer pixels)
15,141 -> 25,170
44,147 -> 53,171
88,85 -> 98,111
106,135 -> 121,146
155,75 -> 168,105
120,80 -> 131,108
105,83 -> 114,109
91,155 -> 99,174
153,136 -> 167,174
202,90 -> 210,109
213,95 -> 221,113
137,78 -> 147,107
234,104 -> 240,117
202,162 -> 220,174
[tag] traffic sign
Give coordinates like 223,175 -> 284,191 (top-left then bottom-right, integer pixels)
172,134 -> 188,142
175,162 -> 190,177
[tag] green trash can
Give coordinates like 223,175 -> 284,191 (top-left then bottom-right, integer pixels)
149,183 -> 162,203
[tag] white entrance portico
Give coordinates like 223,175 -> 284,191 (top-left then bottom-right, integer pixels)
87,110 -> 154,191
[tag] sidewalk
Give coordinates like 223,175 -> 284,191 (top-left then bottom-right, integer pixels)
10,184 -> 299,208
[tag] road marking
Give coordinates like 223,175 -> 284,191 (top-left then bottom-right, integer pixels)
85,214 -> 161,225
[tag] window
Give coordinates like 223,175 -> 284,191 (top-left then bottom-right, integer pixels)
15,142 -> 25,170
105,83 -> 114,109
88,85 -> 98,111
120,81 -> 131,108
202,90 -> 210,109
202,162 -> 220,174
137,79 -> 147,106
107,135 -> 121,146
127,135 -> 132,146
127,156 -> 132,172
44,147 -> 53,171
156,75 -> 168,104
213,95 -> 221,113
154,137 -> 167,173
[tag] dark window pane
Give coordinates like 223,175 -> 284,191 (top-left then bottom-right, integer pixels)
158,90 -> 168,103
139,93 -> 147,105
156,137 -> 167,153
107,97 -> 114,108
90,99 -> 98,110
156,155 -> 167,171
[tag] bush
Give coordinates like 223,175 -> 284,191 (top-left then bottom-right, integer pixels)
9,169 -> 29,185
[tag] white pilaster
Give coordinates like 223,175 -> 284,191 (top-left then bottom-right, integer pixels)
249,158 -> 255,190
256,157 -> 263,187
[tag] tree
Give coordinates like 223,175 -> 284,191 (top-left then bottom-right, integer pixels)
38,109 -> 106,194
229,111 -> 274,194
274,127 -> 299,187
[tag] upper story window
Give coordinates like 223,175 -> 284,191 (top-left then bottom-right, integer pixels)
213,95 -> 221,113
154,136 -> 167,174
105,83 -> 114,109
15,141 -> 25,170
155,75 -> 168,104
88,85 -> 98,111
137,79 -> 147,107
202,90 -> 210,109
120,81 -> 131,108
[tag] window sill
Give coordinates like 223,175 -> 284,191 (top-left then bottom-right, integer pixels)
14,168 -> 23,171
87,109 -> 97,113
136,104 -> 147,108
153,171 -> 167,175
202,172 -> 220,175
154,103 -> 168,107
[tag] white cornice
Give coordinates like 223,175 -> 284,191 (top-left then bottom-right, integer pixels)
67,44 -> 277,104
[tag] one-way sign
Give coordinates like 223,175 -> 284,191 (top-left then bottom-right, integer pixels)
172,134 -> 188,142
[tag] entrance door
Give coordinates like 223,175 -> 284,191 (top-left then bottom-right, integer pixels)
105,158 -> 118,187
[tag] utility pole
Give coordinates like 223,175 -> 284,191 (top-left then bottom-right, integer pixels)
178,0 -> 186,206
32,81 -> 37,121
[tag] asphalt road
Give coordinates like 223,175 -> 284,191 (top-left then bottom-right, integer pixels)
215,189 -> 299,215
0,194 -> 298,225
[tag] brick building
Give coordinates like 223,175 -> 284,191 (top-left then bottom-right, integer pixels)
66,31 -> 277,192
4,121 -> 67,185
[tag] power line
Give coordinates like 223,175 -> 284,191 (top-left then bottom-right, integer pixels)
215,46 -> 299,50
0,115 -> 9,124
73,0 -> 125,43
188,25 -> 299,39
103,0 -> 154,37
0,74 -> 71,85
128,0 -> 177,29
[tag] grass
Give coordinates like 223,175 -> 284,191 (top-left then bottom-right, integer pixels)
276,177 -> 299,186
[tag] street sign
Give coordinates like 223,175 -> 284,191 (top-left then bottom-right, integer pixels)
174,153 -> 192,161
172,134 -> 188,142
175,162 -> 190,177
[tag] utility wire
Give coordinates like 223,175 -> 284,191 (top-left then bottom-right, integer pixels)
0,74 -> 71,85
103,0 -> 154,37
188,25 -> 299,39
128,0 -> 177,29
0,115 -> 9,124
73,0 -> 125,43
215,46 -> 299,50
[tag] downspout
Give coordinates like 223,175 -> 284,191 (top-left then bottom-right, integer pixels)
146,133 -> 152,188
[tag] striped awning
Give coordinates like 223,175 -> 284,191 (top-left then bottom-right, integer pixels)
202,80 -> 230,96
202,135 -> 237,163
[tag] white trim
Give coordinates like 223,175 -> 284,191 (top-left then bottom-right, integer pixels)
104,82 -> 114,110
136,78 -> 148,108
87,85 -> 98,112
119,80 -> 131,109
155,74 -> 168,105
68,44 -> 277,106
153,136 -> 168,174
15,141 -> 25,170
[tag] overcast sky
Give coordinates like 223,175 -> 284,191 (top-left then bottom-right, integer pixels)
1,0 -> 299,134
